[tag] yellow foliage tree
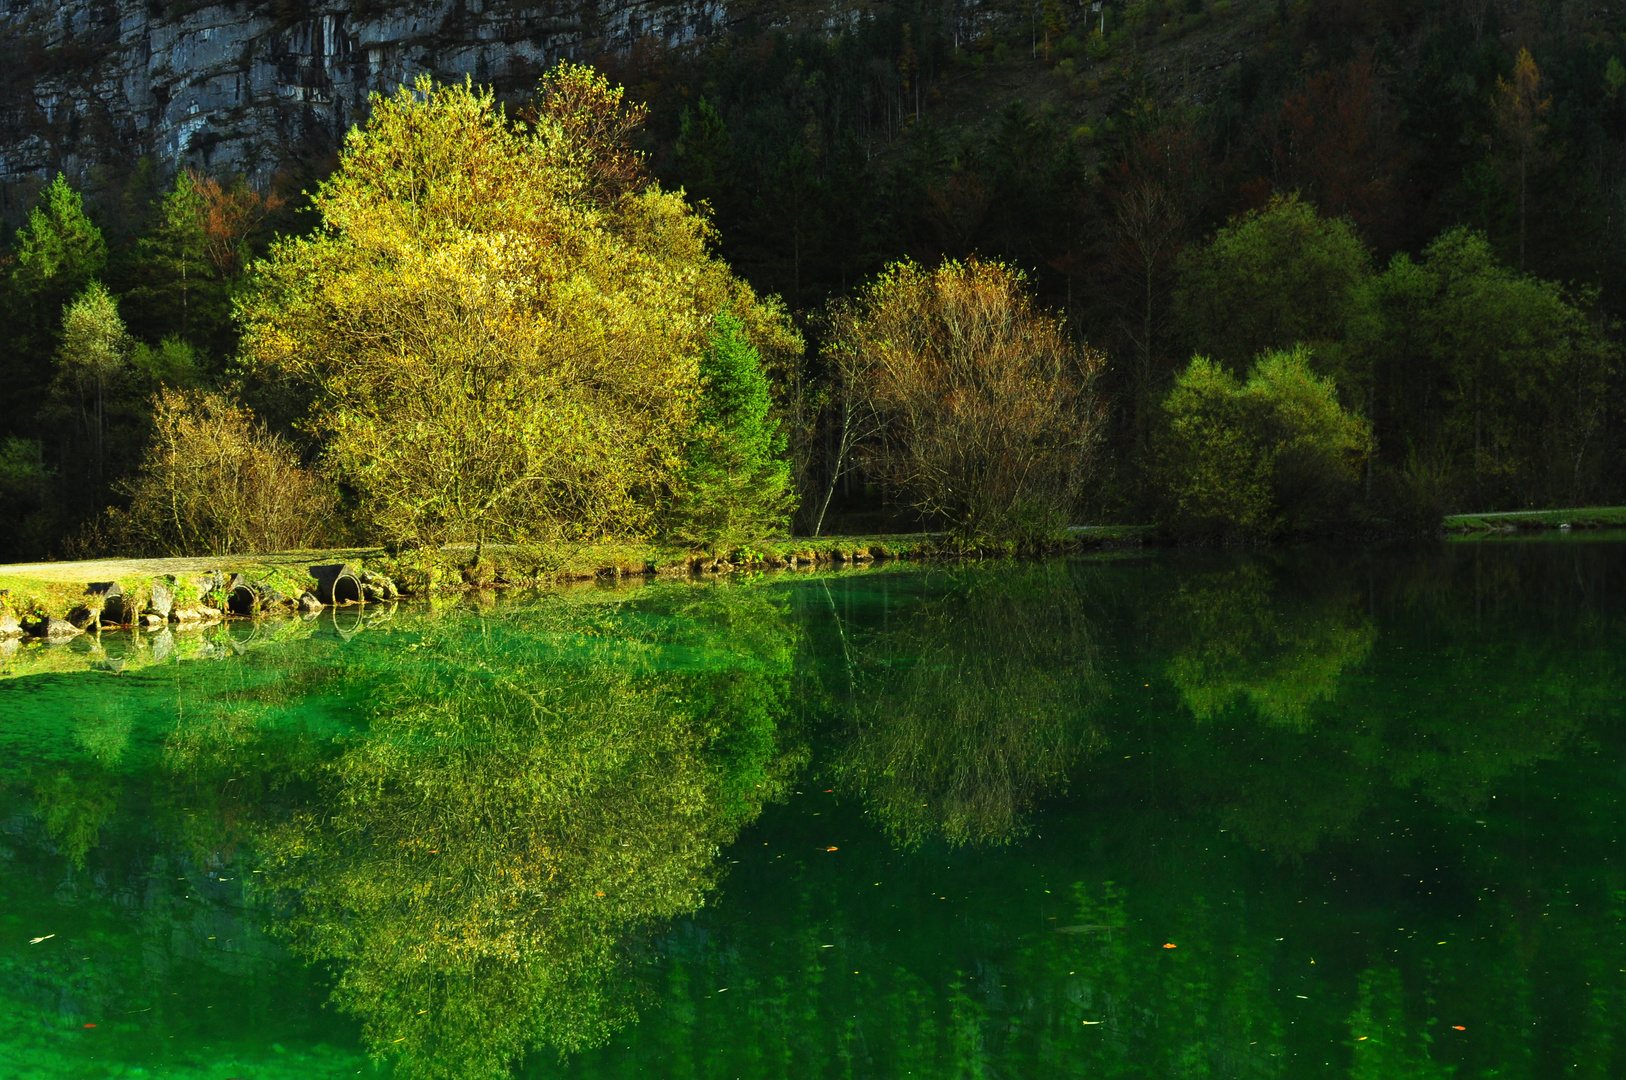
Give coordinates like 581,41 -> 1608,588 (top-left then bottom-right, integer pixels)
827,257 -> 1106,540
237,68 -> 794,554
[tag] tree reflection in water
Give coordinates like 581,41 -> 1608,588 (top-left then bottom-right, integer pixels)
825,563 -> 1103,848
3,544 -> 1623,1079
256,586 -> 803,1079
1158,560 -> 1376,729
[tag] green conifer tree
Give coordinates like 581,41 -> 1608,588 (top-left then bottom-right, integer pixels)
123,171 -> 225,356
668,313 -> 795,549
1,174 -> 108,435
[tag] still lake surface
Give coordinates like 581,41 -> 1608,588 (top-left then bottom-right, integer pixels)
1,537 -> 1622,1079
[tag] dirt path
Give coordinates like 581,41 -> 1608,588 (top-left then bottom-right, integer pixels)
0,548 -> 385,584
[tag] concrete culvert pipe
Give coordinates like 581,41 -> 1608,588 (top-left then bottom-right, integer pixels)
310,564 -> 364,606
87,582 -> 125,626
227,582 -> 261,617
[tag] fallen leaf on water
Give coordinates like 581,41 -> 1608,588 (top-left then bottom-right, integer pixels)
1162,943 -> 1176,949
1452,1025 -> 1466,1031
1357,1037 -> 1368,1041
826,846 -> 838,852
29,935 -> 54,944
83,1024 -> 96,1029
1082,1020 -> 1103,1025
595,892 -> 606,897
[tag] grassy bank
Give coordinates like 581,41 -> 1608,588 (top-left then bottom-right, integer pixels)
0,527 -> 1154,629
1443,507 -> 1626,532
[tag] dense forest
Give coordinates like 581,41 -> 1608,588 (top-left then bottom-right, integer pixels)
2,0 -> 1625,561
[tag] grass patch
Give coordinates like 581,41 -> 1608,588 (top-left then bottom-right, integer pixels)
1443,506 -> 1626,531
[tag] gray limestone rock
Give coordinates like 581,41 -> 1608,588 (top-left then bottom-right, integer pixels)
0,0 -> 748,200
146,579 -> 175,619
24,616 -> 84,639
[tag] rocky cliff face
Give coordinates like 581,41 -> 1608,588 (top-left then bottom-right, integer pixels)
0,0 -> 762,214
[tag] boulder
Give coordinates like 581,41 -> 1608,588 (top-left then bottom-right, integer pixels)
361,583 -> 386,603
145,579 -> 175,619
0,613 -> 22,638
25,616 -> 83,639
139,613 -> 166,628
297,591 -> 324,614
65,605 -> 100,630
169,605 -> 222,628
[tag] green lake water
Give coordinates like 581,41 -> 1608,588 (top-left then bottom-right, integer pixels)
1,539 -> 1623,1079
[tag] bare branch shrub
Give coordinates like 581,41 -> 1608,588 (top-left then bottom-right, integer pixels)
123,388 -> 338,555
827,258 -> 1106,540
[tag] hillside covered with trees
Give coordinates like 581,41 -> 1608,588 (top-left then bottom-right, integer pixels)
1,0 -> 1623,561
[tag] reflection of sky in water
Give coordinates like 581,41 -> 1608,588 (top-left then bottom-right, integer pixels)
0,540 -> 1621,1079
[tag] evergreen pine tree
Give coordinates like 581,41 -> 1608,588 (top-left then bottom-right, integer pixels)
0,174 -> 108,436
669,313 -> 795,548
123,171 -> 229,361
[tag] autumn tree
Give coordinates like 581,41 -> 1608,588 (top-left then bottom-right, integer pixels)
827,257 -> 1106,540
1492,48 -> 1550,271
121,388 -> 337,556
194,172 -> 285,278
1256,52 -> 1404,241
238,68 -> 795,556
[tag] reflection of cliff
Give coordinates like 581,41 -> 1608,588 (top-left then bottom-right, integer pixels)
1161,562 -> 1375,729
257,588 -> 801,1080
832,565 -> 1101,847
